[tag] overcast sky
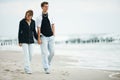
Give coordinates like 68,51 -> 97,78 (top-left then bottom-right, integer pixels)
0,0 -> 120,37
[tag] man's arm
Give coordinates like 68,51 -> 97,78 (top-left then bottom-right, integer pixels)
52,24 -> 55,36
37,27 -> 42,44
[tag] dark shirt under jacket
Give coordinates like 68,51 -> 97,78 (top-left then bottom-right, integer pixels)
41,13 -> 53,37
18,18 -> 38,44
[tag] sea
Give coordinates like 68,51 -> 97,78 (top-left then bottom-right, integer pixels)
0,43 -> 120,71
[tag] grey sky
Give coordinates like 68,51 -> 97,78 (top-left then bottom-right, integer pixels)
0,0 -> 120,37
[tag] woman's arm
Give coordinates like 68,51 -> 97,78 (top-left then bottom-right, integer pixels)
18,21 -> 22,46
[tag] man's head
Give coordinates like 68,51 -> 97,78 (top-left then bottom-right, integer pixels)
41,1 -> 49,12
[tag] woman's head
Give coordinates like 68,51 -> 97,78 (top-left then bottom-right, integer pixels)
25,10 -> 33,20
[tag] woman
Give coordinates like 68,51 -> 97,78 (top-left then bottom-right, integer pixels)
18,10 -> 37,74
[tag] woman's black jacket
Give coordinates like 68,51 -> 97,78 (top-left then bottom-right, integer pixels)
18,18 -> 38,44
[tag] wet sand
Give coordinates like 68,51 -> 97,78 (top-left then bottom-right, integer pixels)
0,50 -> 119,80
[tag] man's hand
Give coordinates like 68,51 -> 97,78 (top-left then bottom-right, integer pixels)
37,27 -> 41,45
52,24 -> 55,37
19,43 -> 22,47
38,38 -> 42,44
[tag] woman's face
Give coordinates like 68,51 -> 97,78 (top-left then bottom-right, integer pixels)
26,13 -> 32,21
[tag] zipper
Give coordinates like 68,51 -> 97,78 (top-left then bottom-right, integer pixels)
28,23 -> 30,44
26,20 -> 31,44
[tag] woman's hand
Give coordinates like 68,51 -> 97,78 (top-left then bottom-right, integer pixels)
19,43 -> 22,47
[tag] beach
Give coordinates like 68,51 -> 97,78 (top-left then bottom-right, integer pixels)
0,50 -> 120,80
0,0 -> 120,79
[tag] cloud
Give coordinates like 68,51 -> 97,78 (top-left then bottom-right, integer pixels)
54,0 -> 120,14
0,0 -> 120,36
0,1 -> 39,14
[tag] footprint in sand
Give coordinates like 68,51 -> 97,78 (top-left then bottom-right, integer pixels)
62,71 -> 70,76
15,69 -> 21,72
15,69 -> 25,74
20,71 -> 25,74
10,71 -> 14,72
4,69 -> 10,72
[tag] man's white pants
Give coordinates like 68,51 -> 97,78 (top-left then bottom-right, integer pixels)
41,35 -> 55,69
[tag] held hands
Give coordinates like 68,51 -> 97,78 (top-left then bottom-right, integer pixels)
38,38 -> 42,44
19,43 -> 22,47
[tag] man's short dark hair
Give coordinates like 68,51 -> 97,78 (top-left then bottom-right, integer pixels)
41,1 -> 48,7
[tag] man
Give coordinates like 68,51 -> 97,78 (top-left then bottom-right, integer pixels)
36,1 -> 55,74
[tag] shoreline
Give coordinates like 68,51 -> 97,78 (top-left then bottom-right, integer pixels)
0,50 -> 120,80
0,50 -> 120,71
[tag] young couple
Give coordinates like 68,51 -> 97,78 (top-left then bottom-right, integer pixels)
18,2 -> 55,74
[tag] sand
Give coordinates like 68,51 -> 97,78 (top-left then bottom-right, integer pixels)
0,50 -> 120,80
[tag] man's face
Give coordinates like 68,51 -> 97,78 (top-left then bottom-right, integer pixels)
42,4 -> 49,12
